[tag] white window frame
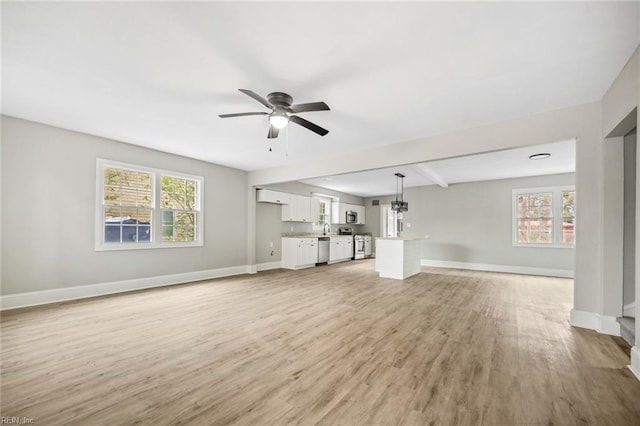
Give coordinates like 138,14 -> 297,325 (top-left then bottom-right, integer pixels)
312,196 -> 332,232
512,185 -> 575,249
95,159 -> 204,251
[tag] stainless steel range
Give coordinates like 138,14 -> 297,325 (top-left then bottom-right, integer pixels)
353,234 -> 372,259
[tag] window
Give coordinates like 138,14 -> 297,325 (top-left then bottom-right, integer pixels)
512,186 -> 575,247
313,197 -> 332,231
96,159 -> 203,250
161,176 -> 199,242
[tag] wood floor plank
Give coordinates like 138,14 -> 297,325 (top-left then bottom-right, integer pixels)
2,260 -> 639,425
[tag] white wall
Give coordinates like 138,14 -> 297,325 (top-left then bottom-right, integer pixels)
1,116 -> 249,297
600,45 -> 639,377
602,137 -> 625,318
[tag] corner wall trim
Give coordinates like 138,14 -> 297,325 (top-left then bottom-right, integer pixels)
0,265 -> 250,311
569,309 -> 621,337
421,259 -> 574,278
630,346 -> 640,382
624,302 -> 636,318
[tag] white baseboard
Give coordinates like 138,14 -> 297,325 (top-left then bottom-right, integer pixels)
630,346 -> 640,382
599,315 -> 622,336
256,261 -> 282,271
569,309 -> 621,336
570,309 -> 600,330
624,301 -> 636,318
421,259 -> 573,278
0,265 -> 250,311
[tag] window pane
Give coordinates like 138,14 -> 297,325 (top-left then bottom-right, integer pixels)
138,172 -> 152,191
162,225 -> 174,241
160,175 -> 199,243
176,212 -> 194,226
562,191 -> 576,218
162,210 -> 174,225
563,219 -> 575,244
105,207 -> 122,221
517,192 -> 552,219
517,219 -> 553,244
138,190 -> 152,207
121,225 -> 137,242
105,225 -> 121,243
104,168 -> 121,186
175,226 -> 195,241
137,208 -> 152,222
104,186 -> 121,205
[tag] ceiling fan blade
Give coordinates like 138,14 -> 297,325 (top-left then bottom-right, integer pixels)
267,125 -> 280,139
238,89 -> 272,109
218,112 -> 268,118
289,115 -> 329,136
288,101 -> 330,113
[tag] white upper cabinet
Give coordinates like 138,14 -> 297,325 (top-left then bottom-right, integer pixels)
354,205 -> 366,225
331,202 -> 365,225
256,189 -> 290,205
282,195 -> 313,222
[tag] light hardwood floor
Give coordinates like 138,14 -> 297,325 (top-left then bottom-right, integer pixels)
2,260 -> 639,425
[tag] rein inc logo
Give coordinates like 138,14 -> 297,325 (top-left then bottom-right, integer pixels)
0,418 -> 34,424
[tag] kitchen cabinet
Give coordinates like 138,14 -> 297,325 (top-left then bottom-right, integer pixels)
256,189 -> 290,205
282,195 -> 313,222
330,202 -> 365,225
353,204 -> 365,225
281,237 -> 318,269
329,236 -> 353,263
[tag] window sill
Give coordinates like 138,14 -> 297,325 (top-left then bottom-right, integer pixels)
512,242 -> 575,249
95,241 -> 204,251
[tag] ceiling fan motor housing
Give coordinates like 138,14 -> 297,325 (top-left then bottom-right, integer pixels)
267,92 -> 293,108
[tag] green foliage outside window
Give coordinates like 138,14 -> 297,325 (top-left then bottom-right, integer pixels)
161,176 -> 198,242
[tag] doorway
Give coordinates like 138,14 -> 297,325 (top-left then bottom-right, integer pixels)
380,204 -> 403,238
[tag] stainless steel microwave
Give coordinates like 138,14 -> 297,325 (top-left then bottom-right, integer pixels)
345,210 -> 357,224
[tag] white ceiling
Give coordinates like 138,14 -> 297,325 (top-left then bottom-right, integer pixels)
302,139 -> 576,197
2,2 -> 638,181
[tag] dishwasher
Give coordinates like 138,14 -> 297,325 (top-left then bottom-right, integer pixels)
317,237 -> 330,264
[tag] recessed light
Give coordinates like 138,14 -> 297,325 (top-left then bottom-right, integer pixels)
529,153 -> 551,160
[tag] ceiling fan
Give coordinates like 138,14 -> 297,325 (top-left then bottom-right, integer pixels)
219,89 -> 330,139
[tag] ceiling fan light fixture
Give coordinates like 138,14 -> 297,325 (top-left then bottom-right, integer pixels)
269,112 -> 289,129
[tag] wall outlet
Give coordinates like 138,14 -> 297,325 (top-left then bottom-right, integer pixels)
269,241 -> 273,248
406,223 -> 411,228
425,234 -> 429,239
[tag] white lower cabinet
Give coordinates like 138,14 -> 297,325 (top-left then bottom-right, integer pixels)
329,236 -> 353,263
281,238 -> 318,269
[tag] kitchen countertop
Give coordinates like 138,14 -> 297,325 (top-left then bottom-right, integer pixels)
282,234 -> 349,238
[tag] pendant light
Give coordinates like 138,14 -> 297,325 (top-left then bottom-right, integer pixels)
391,173 -> 408,212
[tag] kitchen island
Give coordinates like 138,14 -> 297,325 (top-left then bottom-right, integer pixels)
374,237 -> 424,280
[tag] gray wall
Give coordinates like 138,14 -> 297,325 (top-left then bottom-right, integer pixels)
1,116 -> 249,295
624,129 -> 637,307
364,173 -> 575,271
255,182 -> 364,264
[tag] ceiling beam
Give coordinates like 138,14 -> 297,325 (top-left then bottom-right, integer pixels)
413,163 -> 449,188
